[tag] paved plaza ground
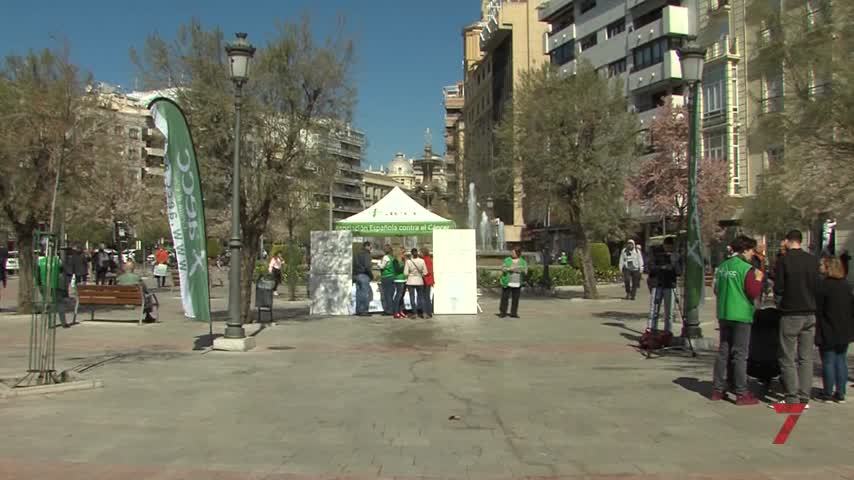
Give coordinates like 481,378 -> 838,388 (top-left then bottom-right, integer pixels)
1,276 -> 853,479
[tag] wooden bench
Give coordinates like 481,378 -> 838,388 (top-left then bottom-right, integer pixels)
171,269 -> 181,293
75,285 -> 146,326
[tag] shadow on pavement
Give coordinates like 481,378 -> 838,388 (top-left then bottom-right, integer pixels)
595,311 -> 648,321
673,376 -> 715,399
193,333 -> 222,350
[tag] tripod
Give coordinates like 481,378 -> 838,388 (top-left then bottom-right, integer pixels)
644,285 -> 697,358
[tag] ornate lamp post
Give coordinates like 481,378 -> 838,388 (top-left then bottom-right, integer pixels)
223,33 -> 256,342
677,44 -> 707,340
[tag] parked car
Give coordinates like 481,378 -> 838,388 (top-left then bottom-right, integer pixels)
5,251 -> 18,275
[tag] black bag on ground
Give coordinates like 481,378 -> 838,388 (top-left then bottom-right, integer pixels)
747,308 -> 781,382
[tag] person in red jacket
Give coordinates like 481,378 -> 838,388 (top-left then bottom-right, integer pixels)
420,247 -> 434,318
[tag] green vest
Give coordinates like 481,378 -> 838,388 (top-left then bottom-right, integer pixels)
392,258 -> 406,282
380,255 -> 396,279
715,256 -> 755,323
500,257 -> 528,288
37,256 -> 64,292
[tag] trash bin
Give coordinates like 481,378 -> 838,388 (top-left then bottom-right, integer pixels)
255,278 -> 275,323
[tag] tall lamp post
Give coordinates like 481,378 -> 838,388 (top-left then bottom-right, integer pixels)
224,33 -> 256,341
677,44 -> 707,340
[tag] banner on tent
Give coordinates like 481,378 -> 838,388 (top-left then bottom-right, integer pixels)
336,222 -> 454,235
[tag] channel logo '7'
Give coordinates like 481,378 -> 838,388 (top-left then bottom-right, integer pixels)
772,403 -> 807,444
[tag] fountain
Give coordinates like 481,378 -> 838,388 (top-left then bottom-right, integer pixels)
496,218 -> 506,251
479,211 -> 492,251
467,183 -> 478,231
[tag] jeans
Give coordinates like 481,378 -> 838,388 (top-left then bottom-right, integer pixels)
499,287 -> 521,316
392,282 -> 406,315
423,285 -> 433,315
622,269 -> 641,298
408,285 -> 425,315
648,287 -> 674,332
820,344 -> 848,399
778,314 -> 816,403
95,269 -> 107,285
271,268 -> 282,291
713,320 -> 752,395
380,277 -> 395,314
354,273 -> 371,314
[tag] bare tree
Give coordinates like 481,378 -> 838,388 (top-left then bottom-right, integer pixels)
132,18 -> 355,321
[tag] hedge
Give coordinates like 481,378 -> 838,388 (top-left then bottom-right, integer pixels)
476,265 -> 621,288
572,242 -> 612,270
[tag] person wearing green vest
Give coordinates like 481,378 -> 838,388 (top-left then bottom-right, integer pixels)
711,235 -> 764,406
377,244 -> 397,316
391,247 -> 408,319
498,248 -> 528,318
559,251 -> 568,266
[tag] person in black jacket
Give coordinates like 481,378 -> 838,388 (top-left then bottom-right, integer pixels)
816,257 -> 853,403
352,241 -> 374,316
772,230 -> 820,407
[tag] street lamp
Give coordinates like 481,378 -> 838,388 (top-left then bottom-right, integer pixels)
677,43 -> 706,340
224,32 -> 256,341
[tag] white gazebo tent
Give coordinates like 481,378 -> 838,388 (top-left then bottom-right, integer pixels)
335,186 -> 454,236
309,187 -> 476,316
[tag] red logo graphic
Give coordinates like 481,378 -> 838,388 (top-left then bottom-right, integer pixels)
772,403 -> 806,444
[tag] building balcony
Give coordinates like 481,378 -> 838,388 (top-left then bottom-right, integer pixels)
628,50 -> 682,92
546,22 -> 576,53
705,35 -> 740,63
627,0 -> 650,9
333,204 -> 363,214
444,96 -> 464,109
629,6 -> 691,49
145,146 -> 165,157
332,190 -> 364,201
556,59 -> 577,76
538,0 -> 574,22
707,0 -> 731,16
335,176 -> 363,187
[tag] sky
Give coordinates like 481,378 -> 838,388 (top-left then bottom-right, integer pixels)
0,0 -> 481,171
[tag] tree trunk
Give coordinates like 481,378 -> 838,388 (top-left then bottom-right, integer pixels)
240,231 -> 260,324
576,232 -> 599,299
15,228 -> 35,314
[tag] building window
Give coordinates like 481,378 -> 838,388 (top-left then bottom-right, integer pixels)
607,58 -> 627,78
730,65 -> 739,113
114,126 -> 124,136
580,0 -> 597,14
703,132 -> 725,160
632,37 -> 681,71
731,133 -> 740,194
549,8 -> 575,34
703,81 -> 723,116
550,40 -> 576,66
580,33 -> 598,51
765,145 -> 784,169
761,67 -> 784,113
128,128 -> 140,140
633,7 -> 663,30
606,18 -> 626,39
128,147 -> 138,159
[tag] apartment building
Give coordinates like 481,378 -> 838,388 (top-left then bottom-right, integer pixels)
320,125 -> 367,222
443,83 -> 465,203
463,0 -> 550,243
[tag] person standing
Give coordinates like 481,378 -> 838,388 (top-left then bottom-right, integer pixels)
268,252 -> 283,297
352,241 -> 374,316
392,247 -> 408,319
404,248 -> 428,319
644,237 -> 679,346
153,245 -> 170,288
498,248 -> 528,318
420,247 -> 434,318
619,239 -> 644,300
815,257 -> 853,403
378,245 -> 396,316
773,230 -> 820,407
92,244 -> 111,286
559,251 -> 569,266
711,235 -> 764,405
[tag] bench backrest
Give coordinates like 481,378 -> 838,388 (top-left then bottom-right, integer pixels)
171,269 -> 181,285
77,285 -> 144,306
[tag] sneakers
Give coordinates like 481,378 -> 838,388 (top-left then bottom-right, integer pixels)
735,392 -> 760,406
833,393 -> 847,404
273,291 -> 279,296
710,390 -> 725,401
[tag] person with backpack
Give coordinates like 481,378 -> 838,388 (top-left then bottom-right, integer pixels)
710,235 -> 764,406
92,244 -> 111,286
404,248 -> 428,318
420,247 -> 434,318
498,248 -> 528,318
619,239 -> 644,300
153,245 -> 170,288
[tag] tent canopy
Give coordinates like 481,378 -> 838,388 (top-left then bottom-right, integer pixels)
336,186 -> 455,236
